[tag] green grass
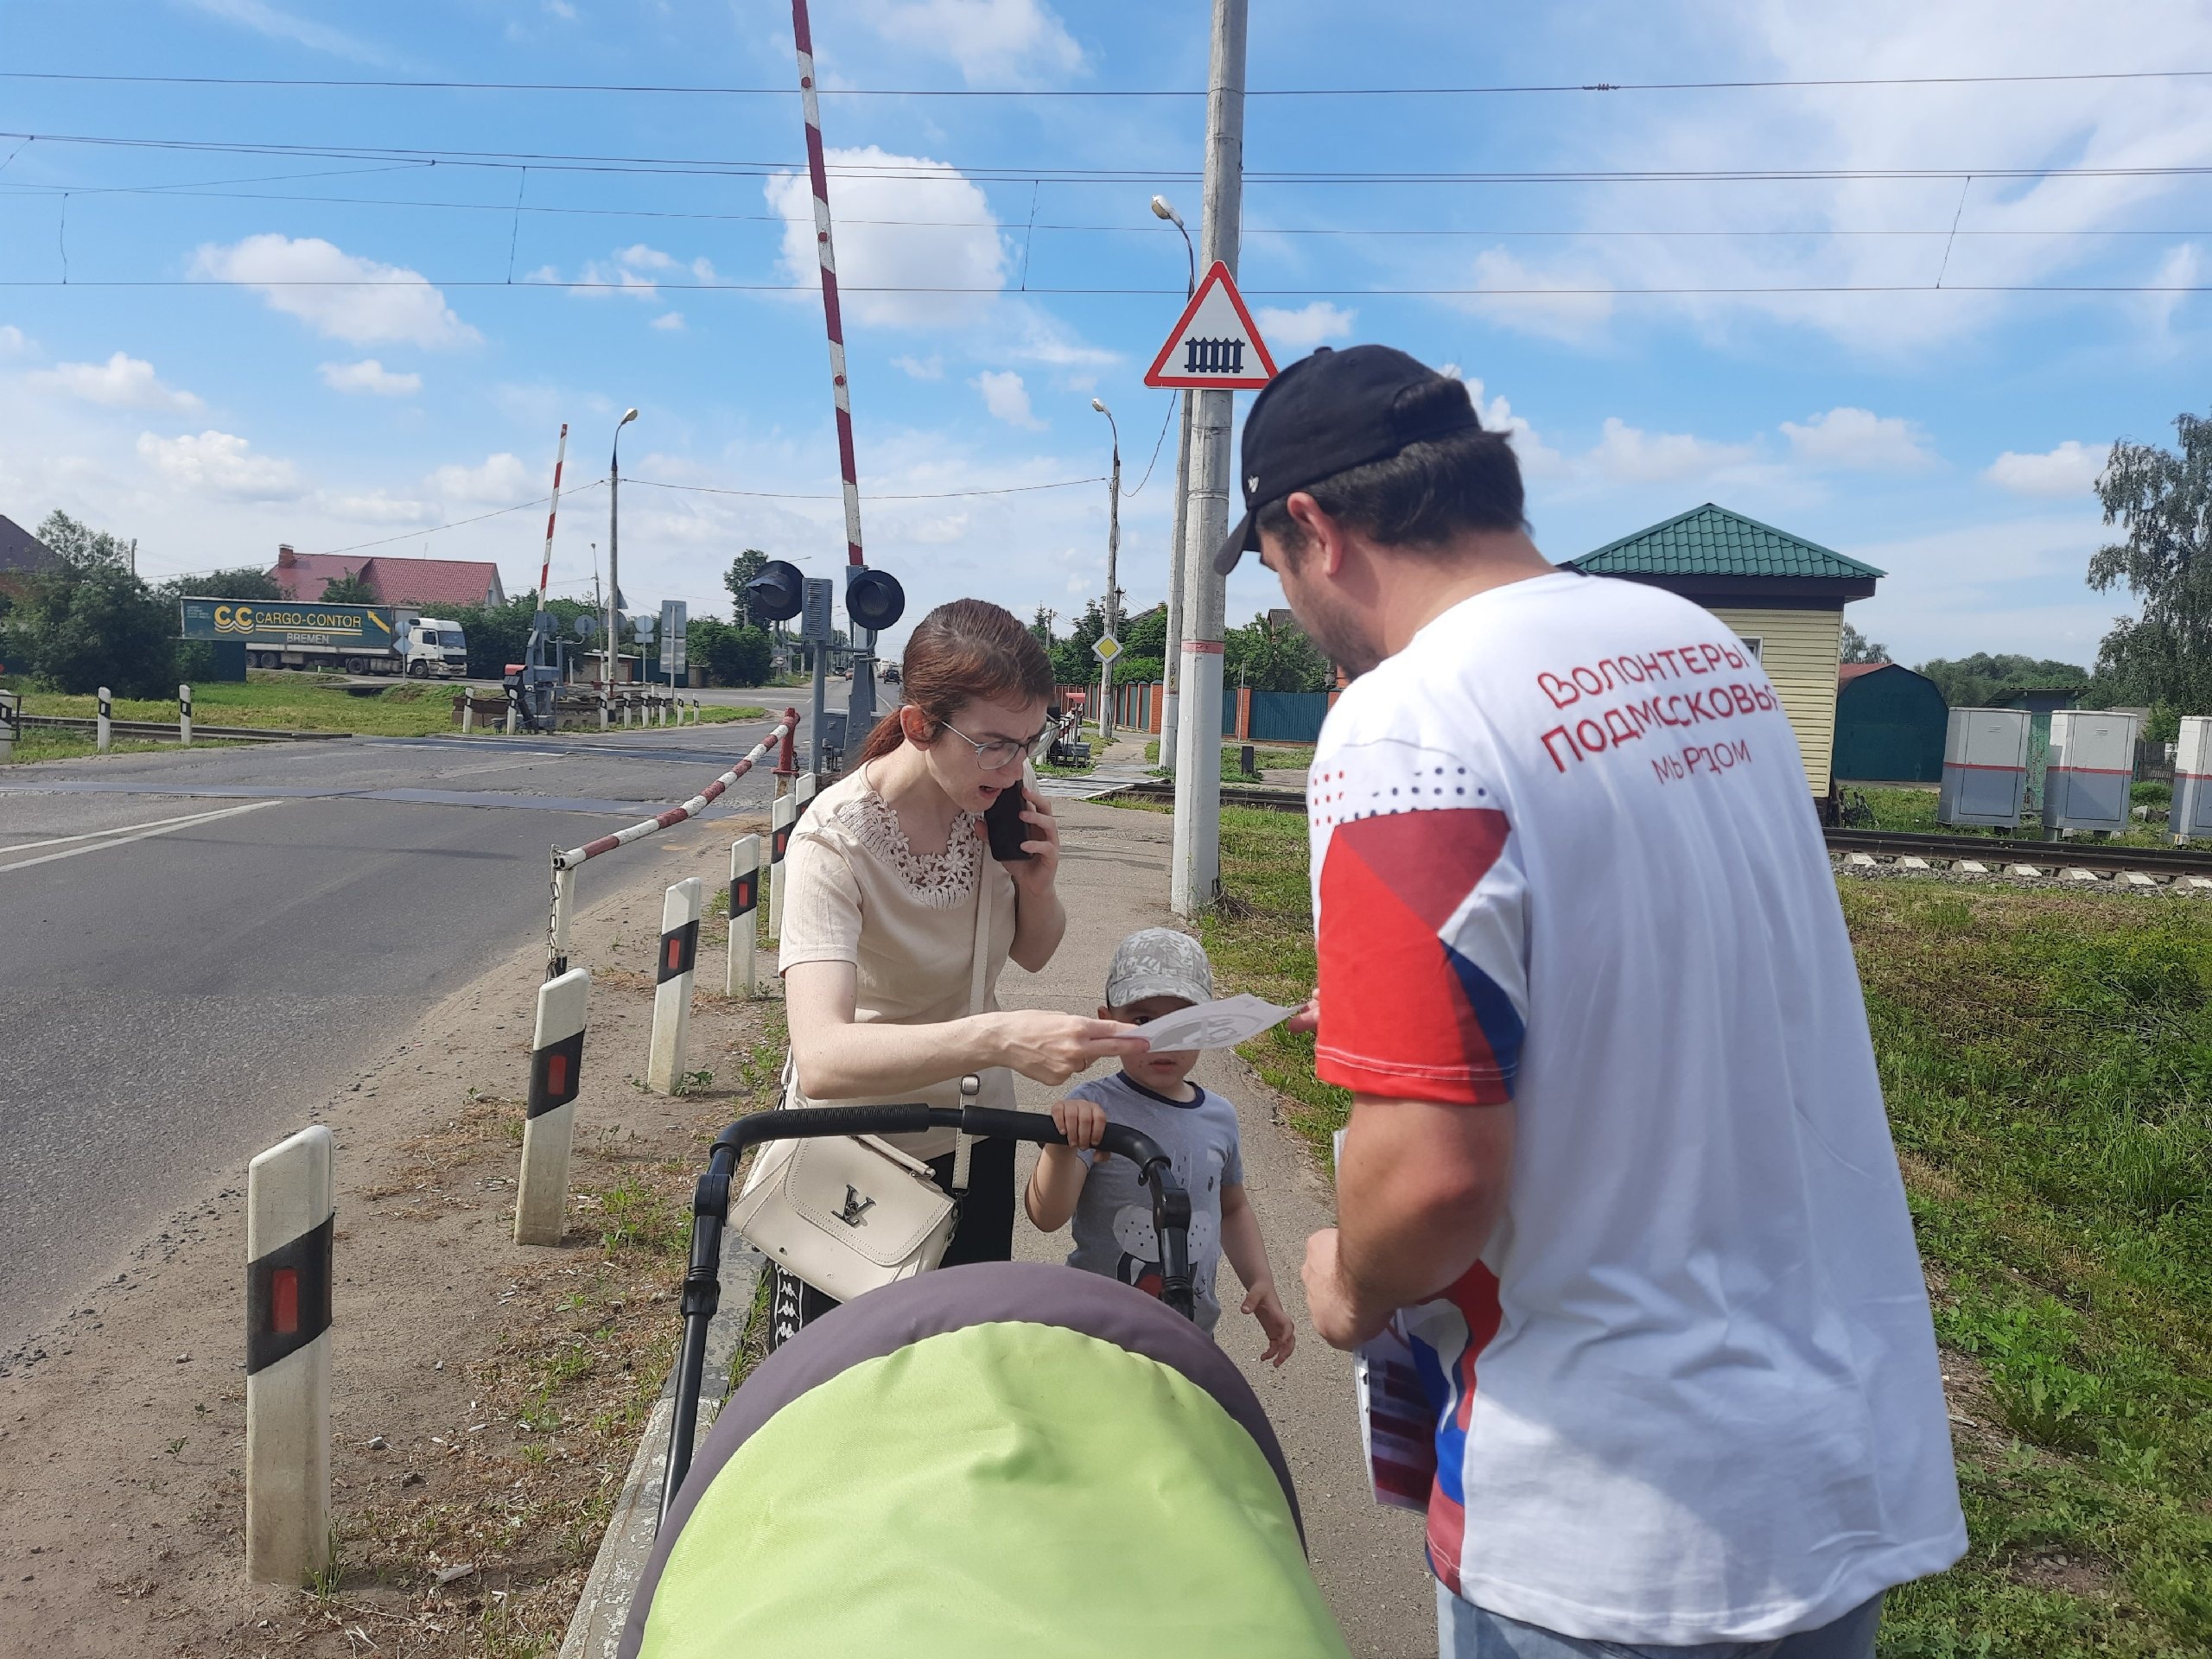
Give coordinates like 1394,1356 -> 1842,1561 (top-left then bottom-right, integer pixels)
2,729 -> 245,766
1140,738 -> 1317,781
19,677 -> 765,738
1845,784 -> 2177,847
1145,793 -> 2212,1656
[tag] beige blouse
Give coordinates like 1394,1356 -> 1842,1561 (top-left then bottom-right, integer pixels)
777,766 -> 1020,1157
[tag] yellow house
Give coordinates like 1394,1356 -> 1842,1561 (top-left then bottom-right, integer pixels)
1564,504 -> 1884,796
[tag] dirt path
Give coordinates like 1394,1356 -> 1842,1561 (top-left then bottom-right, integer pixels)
0,818 -> 782,1659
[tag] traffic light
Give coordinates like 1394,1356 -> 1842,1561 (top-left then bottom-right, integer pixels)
744,559 -> 805,623
846,567 -> 906,633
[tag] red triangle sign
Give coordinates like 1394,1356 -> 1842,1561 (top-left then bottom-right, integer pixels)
1143,261 -> 1279,390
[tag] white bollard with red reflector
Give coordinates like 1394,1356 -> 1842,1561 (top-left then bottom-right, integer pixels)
726,833 -> 762,997
245,1124 -> 334,1586
766,790 -> 798,939
645,877 -> 703,1094
515,968 -> 590,1245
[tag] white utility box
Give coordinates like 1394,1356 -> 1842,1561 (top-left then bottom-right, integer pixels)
1939,707 -> 2031,829
2172,716 -> 2212,842
2042,709 -> 2139,834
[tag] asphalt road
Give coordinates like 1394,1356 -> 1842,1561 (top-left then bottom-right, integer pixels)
0,702 -> 838,1348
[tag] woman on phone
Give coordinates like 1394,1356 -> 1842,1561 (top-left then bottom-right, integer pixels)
772,598 -> 1147,1338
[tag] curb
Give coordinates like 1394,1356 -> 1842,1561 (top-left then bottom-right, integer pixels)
557,1231 -> 765,1659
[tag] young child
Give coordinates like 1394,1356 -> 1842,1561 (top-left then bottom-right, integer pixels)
1025,928 -> 1296,1365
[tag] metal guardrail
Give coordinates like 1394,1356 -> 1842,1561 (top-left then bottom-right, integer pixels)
19,713 -> 350,743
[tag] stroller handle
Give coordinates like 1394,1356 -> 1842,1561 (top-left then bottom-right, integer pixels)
662,1104 -> 1196,1529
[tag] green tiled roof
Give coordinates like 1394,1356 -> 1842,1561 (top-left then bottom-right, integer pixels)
1568,503 -> 1885,581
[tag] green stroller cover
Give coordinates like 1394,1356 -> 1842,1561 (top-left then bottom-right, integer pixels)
620,1261 -> 1350,1657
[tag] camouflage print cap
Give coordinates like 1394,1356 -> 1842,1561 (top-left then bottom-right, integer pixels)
1104,926 -> 1215,1010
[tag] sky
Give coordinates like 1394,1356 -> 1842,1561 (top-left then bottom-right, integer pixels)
4,0 -> 2212,667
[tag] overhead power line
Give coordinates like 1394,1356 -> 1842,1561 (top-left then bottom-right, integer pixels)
8,276 -> 2209,296
6,67 -> 2212,97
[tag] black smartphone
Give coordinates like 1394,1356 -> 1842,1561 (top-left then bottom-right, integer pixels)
985,779 -> 1033,861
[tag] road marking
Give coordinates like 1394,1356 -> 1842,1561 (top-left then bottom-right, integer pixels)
0,804 -> 267,855
0,798 -> 283,874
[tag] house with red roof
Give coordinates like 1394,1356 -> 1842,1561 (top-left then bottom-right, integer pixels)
268,544 -> 505,609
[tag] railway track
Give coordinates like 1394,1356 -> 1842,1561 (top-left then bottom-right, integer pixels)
1100,780 -> 2212,882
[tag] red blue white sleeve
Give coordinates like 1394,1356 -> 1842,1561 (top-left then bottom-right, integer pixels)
1311,741 -> 1529,1106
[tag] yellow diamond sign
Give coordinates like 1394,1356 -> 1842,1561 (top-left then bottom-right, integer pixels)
1091,633 -> 1122,664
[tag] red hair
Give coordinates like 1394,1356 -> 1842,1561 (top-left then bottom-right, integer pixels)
858,598 -> 1054,762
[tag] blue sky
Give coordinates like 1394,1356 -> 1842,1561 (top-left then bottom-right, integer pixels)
4,0 -> 2210,666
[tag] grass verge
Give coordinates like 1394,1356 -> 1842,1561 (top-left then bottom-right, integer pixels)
1141,738 -> 1317,780
1145,796 -> 2212,1657
2,730 -> 244,766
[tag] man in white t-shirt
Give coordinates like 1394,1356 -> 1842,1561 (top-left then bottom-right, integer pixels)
1213,345 -> 1965,1657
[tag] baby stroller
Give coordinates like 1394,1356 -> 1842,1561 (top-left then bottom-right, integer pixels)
621,1103 -> 1350,1656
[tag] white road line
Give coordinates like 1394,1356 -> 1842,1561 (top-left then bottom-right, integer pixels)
0,804 -> 264,855
0,798 -> 283,874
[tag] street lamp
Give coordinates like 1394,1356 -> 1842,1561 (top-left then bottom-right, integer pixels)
1091,397 -> 1122,744
606,408 -> 639,719
1151,195 -> 1198,774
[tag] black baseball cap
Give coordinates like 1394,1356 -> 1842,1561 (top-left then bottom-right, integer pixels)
1215,344 -> 1481,574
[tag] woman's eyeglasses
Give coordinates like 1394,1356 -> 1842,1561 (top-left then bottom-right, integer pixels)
938,718 -> 1050,770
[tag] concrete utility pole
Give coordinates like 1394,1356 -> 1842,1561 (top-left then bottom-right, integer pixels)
1151,195 -> 1198,775
1092,397 -> 1122,744
607,408 -> 638,698
1170,0 -> 1248,916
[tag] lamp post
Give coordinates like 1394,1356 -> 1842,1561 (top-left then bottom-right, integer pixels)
606,408 -> 638,701
1091,397 -> 1121,744
1151,194 -> 1198,773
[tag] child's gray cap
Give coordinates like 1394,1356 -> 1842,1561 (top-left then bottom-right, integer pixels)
1105,927 -> 1214,1009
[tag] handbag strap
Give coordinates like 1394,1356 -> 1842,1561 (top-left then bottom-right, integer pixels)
951,828 -> 993,1198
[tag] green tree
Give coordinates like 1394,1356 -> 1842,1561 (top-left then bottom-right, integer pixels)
21,566 -> 176,695
1840,621 -> 1887,664
321,570 -> 375,603
2088,412 -> 2212,712
165,566 -> 282,601
724,549 -> 771,622
35,510 -> 133,573
1122,602 -> 1168,659
1029,605 -> 1058,646
1225,611 -> 1332,692
1916,652 -> 2089,709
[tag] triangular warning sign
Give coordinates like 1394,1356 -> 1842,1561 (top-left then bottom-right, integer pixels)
1143,261 -> 1278,390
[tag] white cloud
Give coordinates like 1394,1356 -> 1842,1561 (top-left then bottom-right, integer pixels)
319,492 -> 435,524
193,234 -> 479,348
767,146 -> 1008,327
1986,440 -> 2108,499
1253,301 -> 1354,356
543,0 -> 577,16
856,0 -> 1082,84
137,430 -> 306,500
0,325 -> 30,358
1461,249 -> 1614,346
318,358 -> 422,397
1780,407 -> 1938,471
183,0 -> 391,63
893,353 -> 944,379
29,352 -> 203,412
971,370 -> 1043,429
426,453 -> 535,505
1440,367 -> 1565,477
650,312 -> 686,332
534,245 -> 713,306
1587,417 -> 1755,485
2146,243 -> 2202,333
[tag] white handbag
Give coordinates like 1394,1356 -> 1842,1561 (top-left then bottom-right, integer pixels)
733,824 -> 995,1301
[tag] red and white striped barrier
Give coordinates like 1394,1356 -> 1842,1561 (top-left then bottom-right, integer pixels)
545,709 -> 798,976
516,968 -> 590,1245
646,877 -> 704,1094
540,423 -> 568,607
245,1124 -> 334,1585
726,833 -> 762,997
792,0 -> 868,575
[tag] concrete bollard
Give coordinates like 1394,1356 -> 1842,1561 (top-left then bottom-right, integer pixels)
766,790 -> 798,938
245,1125 -> 334,1586
690,696 -> 701,726
505,692 -> 519,735
460,695 -> 474,735
646,878 -> 703,1094
516,968 -> 590,1245
179,683 -> 193,747
598,685 -> 609,732
0,688 -> 18,762
726,834 -> 762,998
97,685 -> 112,752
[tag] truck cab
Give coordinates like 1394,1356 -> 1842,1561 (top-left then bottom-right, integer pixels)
398,616 -> 468,679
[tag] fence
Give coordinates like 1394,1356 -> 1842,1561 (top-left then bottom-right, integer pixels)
1109,681 -> 1339,744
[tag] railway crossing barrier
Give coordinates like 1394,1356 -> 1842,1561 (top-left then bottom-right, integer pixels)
97,685 -> 111,752
179,683 -> 193,747
727,834 -> 763,997
245,1125 -> 334,1586
516,968 -> 591,1245
646,878 -> 704,1094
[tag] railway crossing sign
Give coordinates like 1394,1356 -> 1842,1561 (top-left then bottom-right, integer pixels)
1143,261 -> 1278,391
1091,633 -> 1122,664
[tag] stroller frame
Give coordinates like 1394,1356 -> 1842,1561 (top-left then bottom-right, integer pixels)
664,1103 -> 1195,1526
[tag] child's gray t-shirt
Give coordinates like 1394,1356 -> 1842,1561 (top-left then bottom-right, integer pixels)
1062,1071 -> 1243,1332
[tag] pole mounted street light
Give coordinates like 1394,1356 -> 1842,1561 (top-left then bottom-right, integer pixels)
1091,397 -> 1122,745
606,408 -> 639,716
1151,195 -> 1198,776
